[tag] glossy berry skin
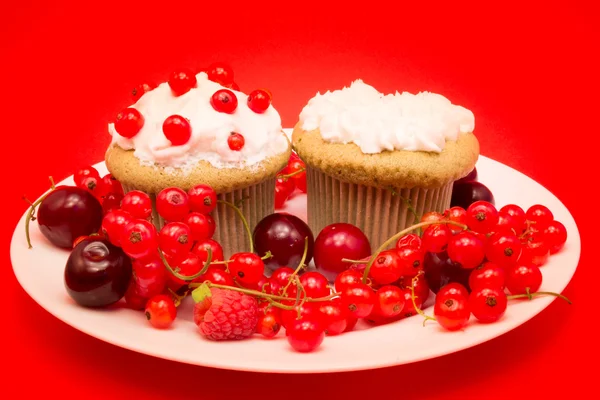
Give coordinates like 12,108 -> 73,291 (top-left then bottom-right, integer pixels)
444,206 -> 468,232
210,89 -> 238,114
162,115 -> 191,146
486,232 -> 522,268
195,266 -> 234,286
318,299 -> 348,336
124,281 -> 147,310
447,231 -> 485,269
373,285 -> 405,318
520,232 -> 550,267
187,184 -> 217,215
280,303 -> 323,329
74,166 -> 100,186
399,287 -> 424,318
420,211 -> 444,226
102,192 -> 124,214
228,252 -> 265,286
334,269 -> 363,292
495,211 -> 521,234
341,283 -> 375,318
101,210 -> 133,247
396,233 -> 422,251
396,247 -> 425,278
167,252 -> 204,287
369,250 -> 403,285
451,181 -> 495,209
159,222 -> 193,261
500,204 -> 526,232
114,108 -> 144,138
526,205 -> 554,230
37,187 -> 103,249
437,282 -> 470,301
434,294 -> 470,331
286,319 -> 325,353
505,264 -> 542,295
101,174 -> 124,196
120,219 -> 158,260
268,266 -> 296,296
469,262 -> 505,291
544,220 -> 568,253
287,159 -> 307,193
466,201 -> 499,234
227,132 -> 245,151
274,175 -> 296,208
207,62 -> 234,86
77,176 -> 102,198
247,89 -> 272,113
423,251 -> 471,294
156,187 -> 189,222
422,224 -> 452,253
121,190 -> 152,220
64,238 -> 132,307
299,272 -> 330,298
132,82 -> 156,101
145,294 -> 177,329
253,213 -> 314,271
133,258 -> 166,298
313,223 -> 371,280
257,311 -> 281,338
397,274 -> 430,305
168,68 -> 197,96
192,239 -> 225,265
469,287 -> 507,323
183,212 -> 216,242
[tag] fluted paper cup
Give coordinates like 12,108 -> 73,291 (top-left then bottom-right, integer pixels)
306,167 -> 453,250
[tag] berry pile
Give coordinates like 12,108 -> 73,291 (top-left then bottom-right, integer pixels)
275,151 -> 307,208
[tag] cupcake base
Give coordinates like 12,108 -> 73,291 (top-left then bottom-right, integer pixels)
122,180 -> 275,259
307,167 -> 453,250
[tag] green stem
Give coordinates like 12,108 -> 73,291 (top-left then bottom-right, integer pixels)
362,220 -> 468,283
160,247 -> 212,282
217,199 -> 254,253
282,237 -> 309,295
24,176 -> 58,249
507,290 -> 572,305
342,258 -> 370,264
410,273 -> 436,326
278,168 -> 306,180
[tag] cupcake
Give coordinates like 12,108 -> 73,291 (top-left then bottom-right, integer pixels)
105,69 -> 291,257
292,79 -> 479,249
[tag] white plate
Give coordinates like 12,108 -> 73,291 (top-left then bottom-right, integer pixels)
10,147 -> 580,373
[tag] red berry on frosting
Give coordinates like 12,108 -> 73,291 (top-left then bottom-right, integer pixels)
132,82 -> 156,101
247,89 -> 271,113
114,108 -> 144,138
162,115 -> 191,146
207,62 -> 234,86
227,132 -> 245,151
168,68 -> 197,96
210,89 -> 238,114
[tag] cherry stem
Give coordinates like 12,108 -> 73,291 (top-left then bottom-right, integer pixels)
362,220 -> 468,283
507,289 -> 572,305
410,272 -> 436,326
278,168 -> 305,180
24,177 -> 58,249
282,237 -> 309,296
217,199 -> 254,253
49,176 -> 56,190
160,247 -> 213,281
342,258 -> 370,264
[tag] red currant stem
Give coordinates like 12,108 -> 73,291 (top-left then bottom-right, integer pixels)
266,298 -> 296,311
217,199 -> 254,253
160,247 -> 213,282
362,220 -> 468,283
507,290 -> 572,304
278,168 -> 306,180
310,293 -> 341,302
167,287 -> 189,307
234,196 -> 250,209
341,258 -> 370,264
410,273 -> 436,326
281,237 -> 309,296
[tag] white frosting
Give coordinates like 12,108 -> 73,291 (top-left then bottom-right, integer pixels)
299,80 -> 475,154
109,72 -> 288,171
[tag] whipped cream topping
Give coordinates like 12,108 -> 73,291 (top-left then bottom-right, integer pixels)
109,72 -> 288,170
299,80 -> 475,154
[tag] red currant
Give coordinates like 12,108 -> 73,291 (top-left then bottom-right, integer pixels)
168,252 -> 203,286
121,219 -> 158,259
544,220 -> 567,254
395,233 -> 422,251
162,115 -> 191,146
373,285 -> 405,318
102,192 -> 123,214
228,252 -> 265,286
133,258 -> 167,298
275,176 -> 296,209
500,204 -> 527,232
466,201 -> 499,234
437,282 -> 470,300
132,82 -> 156,101
368,250 -> 402,285
505,264 -> 542,295
192,239 -> 225,265
121,190 -> 152,220
422,224 -> 452,253
188,184 -> 217,214
183,212 -> 215,242
227,132 -> 245,151
247,89 -> 272,113
420,211 -> 444,226
334,269 -> 363,293
486,232 -> 522,268
520,231 -> 550,267
280,303 -> 323,329
287,159 -> 307,193
159,222 -> 193,260
74,166 -> 100,186
145,294 -> 177,329
269,266 -> 296,296
447,231 -> 485,269
210,89 -> 238,114
101,174 -> 124,196
526,204 -> 554,230
257,310 -> 281,338
299,271 -> 330,298
78,176 -> 103,198
124,281 -> 147,310
434,293 -> 470,331
168,68 -> 197,96
207,62 -> 234,86
195,266 -> 234,285
444,206 -> 468,232
114,108 -> 144,139
286,319 -> 325,353
101,210 -> 133,247
318,299 -> 348,336
396,273 -> 431,304
469,262 -> 505,291
156,187 -> 189,222
341,283 -> 375,318
396,247 -> 425,277
469,287 -> 507,323
495,211 -> 520,234
399,287 -> 424,318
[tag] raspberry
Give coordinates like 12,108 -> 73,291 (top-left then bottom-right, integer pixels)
193,288 -> 259,340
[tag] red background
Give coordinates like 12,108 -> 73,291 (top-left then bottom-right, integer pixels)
2,1 -> 597,398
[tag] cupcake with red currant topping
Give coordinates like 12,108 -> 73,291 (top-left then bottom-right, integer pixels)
105,64 -> 291,257
292,79 -> 479,249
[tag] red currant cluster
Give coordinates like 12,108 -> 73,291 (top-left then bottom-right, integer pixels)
114,63 -> 272,152
275,152 -> 307,208
73,166 -> 124,212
